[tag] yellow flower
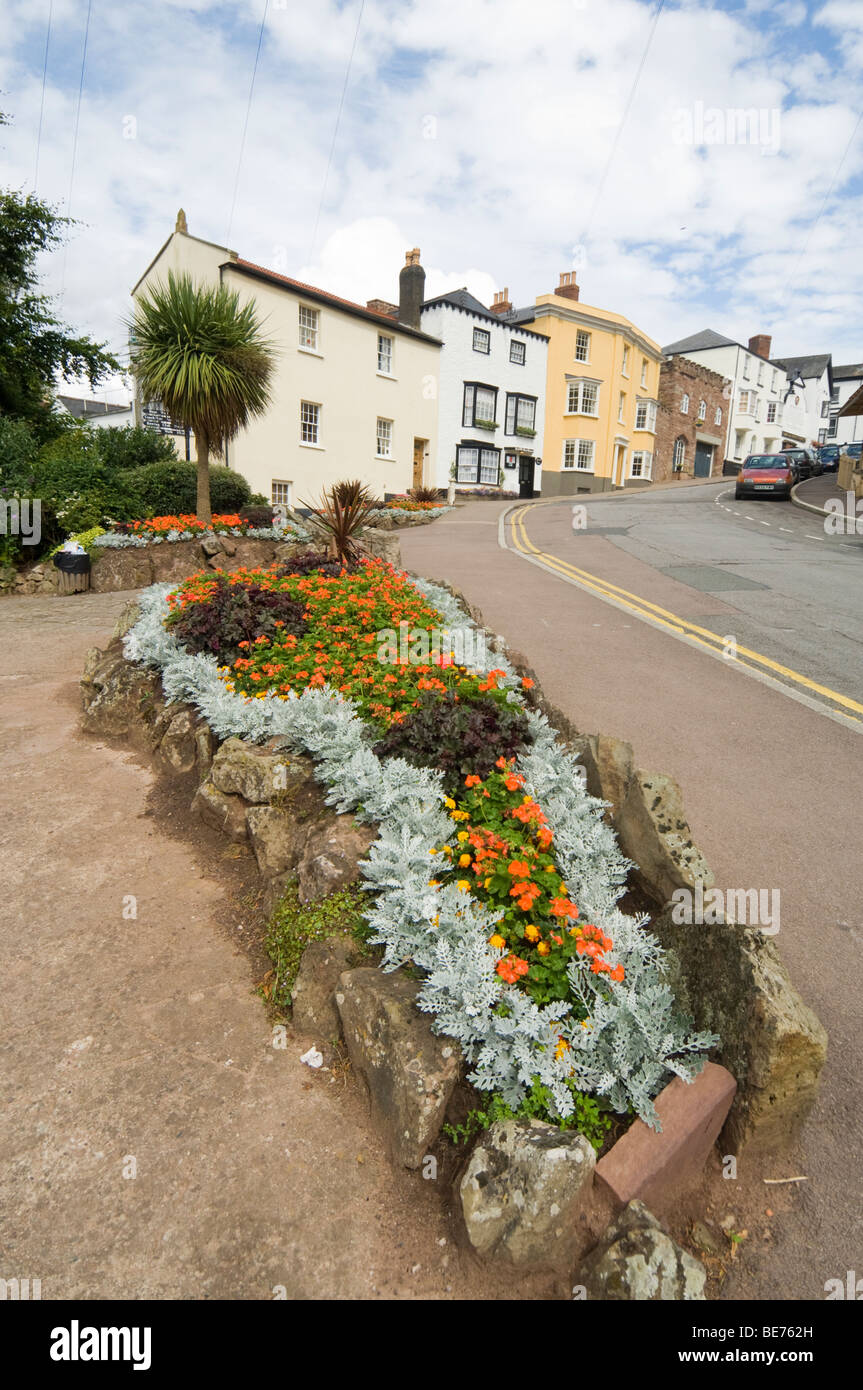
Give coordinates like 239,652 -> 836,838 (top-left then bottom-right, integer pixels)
458,853 -> 472,867
484,877 -> 492,888
429,848 -> 438,855
428,880 -> 440,888
555,1038 -> 570,1059
537,941 -> 550,956
524,924 -> 540,943
443,845 -> 453,857
489,934 -> 506,950
456,831 -> 469,843
451,809 -> 469,821
432,914 -> 440,927
444,797 -> 456,810
457,880 -> 471,892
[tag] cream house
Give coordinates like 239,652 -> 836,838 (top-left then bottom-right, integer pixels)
131,215 -> 442,505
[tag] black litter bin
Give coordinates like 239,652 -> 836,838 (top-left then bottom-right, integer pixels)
53,550 -> 91,595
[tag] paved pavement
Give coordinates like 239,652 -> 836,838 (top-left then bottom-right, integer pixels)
401,492 -> 862,1301
0,592 -> 539,1301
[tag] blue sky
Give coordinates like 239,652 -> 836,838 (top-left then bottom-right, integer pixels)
1,0 -> 861,401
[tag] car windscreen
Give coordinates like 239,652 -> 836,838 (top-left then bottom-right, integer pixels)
744,456 -> 789,469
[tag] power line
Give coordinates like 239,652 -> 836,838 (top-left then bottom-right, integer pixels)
60,0 -> 93,296
225,0 -> 270,247
578,0 -> 666,247
307,0 -> 365,263
33,0 -> 53,192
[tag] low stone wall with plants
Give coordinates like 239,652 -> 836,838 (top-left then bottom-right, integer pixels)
78,558 -> 827,1296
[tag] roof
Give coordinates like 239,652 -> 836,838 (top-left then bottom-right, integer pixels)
224,259 -> 442,345
833,362 -> 863,381
771,354 -> 832,382
661,328 -> 736,355
57,395 -> 132,419
421,289 -> 549,340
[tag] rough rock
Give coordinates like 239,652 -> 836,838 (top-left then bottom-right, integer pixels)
651,908 -> 827,1154
581,733 -> 635,822
194,723 -> 217,775
361,527 -> 401,567
200,534 -> 223,558
296,817 -> 376,902
460,1119 -> 596,1265
291,936 -> 362,1039
149,543 -> 209,585
578,1200 -> 706,1300
157,708 -> 200,776
245,804 -> 310,876
192,779 -> 248,842
617,769 -> 715,905
109,599 -> 141,642
89,548 -> 153,593
210,737 -> 313,804
80,650 -> 163,739
336,968 -> 461,1168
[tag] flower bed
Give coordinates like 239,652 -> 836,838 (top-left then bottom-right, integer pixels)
384,498 -> 448,512
92,513 -> 307,549
125,558 -> 716,1128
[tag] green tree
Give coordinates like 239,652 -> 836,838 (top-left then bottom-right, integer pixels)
0,188 -> 120,436
127,272 -> 275,523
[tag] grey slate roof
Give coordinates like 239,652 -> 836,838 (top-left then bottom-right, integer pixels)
661,328 -> 736,355
833,362 -> 863,380
422,287 -> 492,316
771,354 -> 832,382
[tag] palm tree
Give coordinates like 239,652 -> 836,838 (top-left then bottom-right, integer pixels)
128,271 -> 275,523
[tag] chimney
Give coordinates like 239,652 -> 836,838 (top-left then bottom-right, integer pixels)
175,208 -> 188,235
366,298 -> 398,317
398,248 -> 425,329
556,270 -> 580,301
748,333 -> 771,359
490,288 -> 512,317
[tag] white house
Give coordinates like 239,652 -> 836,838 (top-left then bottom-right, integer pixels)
419,288 -> 548,496
131,216 -> 441,506
56,395 -> 134,430
770,354 -> 832,450
661,330 -> 786,462
827,363 -> 863,445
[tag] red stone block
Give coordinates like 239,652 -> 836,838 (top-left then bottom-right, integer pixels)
595,1062 -> 736,1211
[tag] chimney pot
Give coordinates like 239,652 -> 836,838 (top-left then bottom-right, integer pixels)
748,333 -> 772,359
489,287 -> 513,317
556,270 -> 580,302
398,249 -> 425,329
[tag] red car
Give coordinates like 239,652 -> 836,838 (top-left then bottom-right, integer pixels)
735,454 -> 797,499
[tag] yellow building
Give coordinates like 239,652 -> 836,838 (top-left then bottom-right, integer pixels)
505,272 -> 663,494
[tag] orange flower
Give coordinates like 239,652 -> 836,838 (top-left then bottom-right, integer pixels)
464,774 -> 482,787
507,860 -> 530,879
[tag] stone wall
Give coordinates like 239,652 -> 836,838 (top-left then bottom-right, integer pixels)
655,354 -> 729,482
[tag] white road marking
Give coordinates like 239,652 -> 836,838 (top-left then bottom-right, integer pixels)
759,520 -> 770,526
779,527 -> 794,532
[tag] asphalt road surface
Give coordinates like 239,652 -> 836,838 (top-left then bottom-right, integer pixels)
401,488 -> 862,1302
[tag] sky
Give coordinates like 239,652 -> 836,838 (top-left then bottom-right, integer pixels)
1,0 -> 861,404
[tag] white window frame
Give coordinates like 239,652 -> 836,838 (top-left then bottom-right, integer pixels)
566,379 -> 600,416
714,406 -> 722,426
298,305 -> 320,352
271,480 -> 292,507
377,333 -> 393,375
622,345 -> 630,377
742,357 -> 751,380
635,399 -> 657,432
640,359 -> 648,388
300,400 -> 320,446
479,447 -> 499,485
472,327 -> 491,354
618,391 -> 626,424
575,329 -> 591,363
562,438 -> 595,472
766,401 -> 777,423
672,437 -> 686,471
680,392 -> 690,415
509,339 -> 526,365
376,417 -> 393,458
630,451 -> 653,479
757,362 -> 764,384
697,399 -> 707,421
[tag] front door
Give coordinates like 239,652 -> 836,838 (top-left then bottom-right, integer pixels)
412,438 -> 426,490
518,456 -> 534,498
693,441 -> 713,477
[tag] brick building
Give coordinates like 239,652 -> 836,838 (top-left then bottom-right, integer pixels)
655,354 -> 730,482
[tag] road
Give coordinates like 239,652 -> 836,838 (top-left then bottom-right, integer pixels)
400,486 -> 863,1301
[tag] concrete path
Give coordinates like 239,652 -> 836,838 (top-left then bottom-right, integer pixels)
401,497 -> 862,1302
0,592 -> 529,1301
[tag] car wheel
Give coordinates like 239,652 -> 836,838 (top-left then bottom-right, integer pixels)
735,488 -> 742,499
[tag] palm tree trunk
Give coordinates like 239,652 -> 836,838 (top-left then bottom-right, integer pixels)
195,428 -> 211,524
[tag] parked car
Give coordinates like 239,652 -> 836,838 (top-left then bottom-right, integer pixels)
818,444 -> 842,471
778,446 -> 820,479
735,454 -> 798,499
844,442 -> 862,462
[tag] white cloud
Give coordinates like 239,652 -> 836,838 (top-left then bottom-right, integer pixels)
1,0 -> 861,402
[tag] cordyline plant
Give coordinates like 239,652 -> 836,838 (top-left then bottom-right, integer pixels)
301,479 -> 381,564
127,271 -> 276,524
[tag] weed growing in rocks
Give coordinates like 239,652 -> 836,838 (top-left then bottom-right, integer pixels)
263,883 -> 374,1014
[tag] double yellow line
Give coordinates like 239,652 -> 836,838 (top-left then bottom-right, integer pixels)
507,502 -> 863,723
